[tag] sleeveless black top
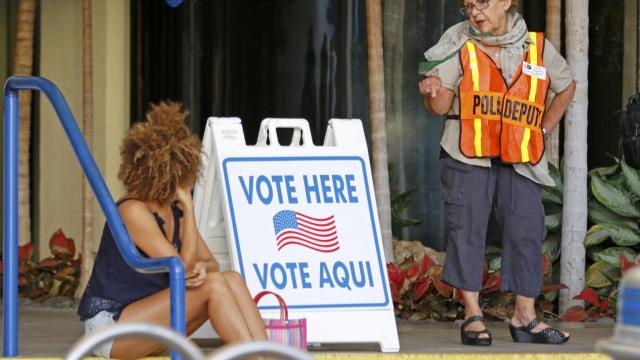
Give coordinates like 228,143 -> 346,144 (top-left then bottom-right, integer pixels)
77,198 -> 183,321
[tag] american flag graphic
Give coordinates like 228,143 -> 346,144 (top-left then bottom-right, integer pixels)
272,210 -> 339,252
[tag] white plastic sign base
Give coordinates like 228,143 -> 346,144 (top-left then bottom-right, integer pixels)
192,117 -> 399,352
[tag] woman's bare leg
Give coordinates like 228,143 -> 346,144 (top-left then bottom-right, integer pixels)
221,271 -> 268,340
111,272 -> 257,359
111,284 -> 208,358
205,273 -> 254,342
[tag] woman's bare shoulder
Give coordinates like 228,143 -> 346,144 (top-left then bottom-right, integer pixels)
118,199 -> 152,219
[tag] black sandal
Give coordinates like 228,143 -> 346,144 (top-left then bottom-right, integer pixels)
460,315 -> 492,346
509,319 -> 570,345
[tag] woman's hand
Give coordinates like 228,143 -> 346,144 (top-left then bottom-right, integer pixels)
186,261 -> 207,289
419,76 -> 454,115
419,76 -> 443,98
175,186 -> 194,210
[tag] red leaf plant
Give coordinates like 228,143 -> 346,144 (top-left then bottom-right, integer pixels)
620,253 -> 639,273
563,252 -> 640,321
562,305 -> 590,322
50,229 -> 76,259
574,288 -> 600,307
0,229 -> 81,301
387,252 -> 566,321
18,243 -> 34,261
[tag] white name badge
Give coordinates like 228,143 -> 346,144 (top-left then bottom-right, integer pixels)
523,61 -> 547,80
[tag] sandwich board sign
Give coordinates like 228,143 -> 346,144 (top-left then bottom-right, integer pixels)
192,117 -> 399,352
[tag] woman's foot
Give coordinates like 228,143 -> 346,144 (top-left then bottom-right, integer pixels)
463,314 -> 490,336
510,295 -> 570,344
512,295 -> 570,340
459,290 -> 491,344
509,317 -> 569,344
510,315 -> 570,339
460,315 -> 492,346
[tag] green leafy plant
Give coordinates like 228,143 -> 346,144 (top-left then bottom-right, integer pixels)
564,158 -> 640,320
388,162 -> 424,235
391,187 -> 424,229
563,254 -> 639,322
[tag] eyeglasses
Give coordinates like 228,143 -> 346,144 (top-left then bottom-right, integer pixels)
459,0 -> 491,16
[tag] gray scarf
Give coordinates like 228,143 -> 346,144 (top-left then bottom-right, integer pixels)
422,13 -> 529,84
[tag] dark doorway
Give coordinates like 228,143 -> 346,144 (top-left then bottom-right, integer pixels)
588,0 -> 625,168
131,0 -> 212,136
131,0 -> 370,145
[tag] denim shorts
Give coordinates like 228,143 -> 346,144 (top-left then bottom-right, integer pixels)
84,310 -> 117,359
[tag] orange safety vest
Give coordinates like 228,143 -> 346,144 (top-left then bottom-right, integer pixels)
459,32 -> 550,165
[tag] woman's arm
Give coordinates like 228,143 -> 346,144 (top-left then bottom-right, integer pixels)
419,76 -> 455,115
176,187 -> 220,273
175,187 -> 205,270
541,80 -> 576,133
119,200 -> 208,289
195,237 -> 219,273
190,217 -> 220,272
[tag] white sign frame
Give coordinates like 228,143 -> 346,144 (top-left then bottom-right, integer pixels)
192,117 -> 399,352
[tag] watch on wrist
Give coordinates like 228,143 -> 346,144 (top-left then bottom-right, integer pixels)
542,127 -> 547,135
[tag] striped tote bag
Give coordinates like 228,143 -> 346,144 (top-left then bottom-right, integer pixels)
253,290 -> 307,351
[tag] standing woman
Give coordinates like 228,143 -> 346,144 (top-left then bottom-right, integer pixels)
77,102 -> 267,359
419,0 -> 575,346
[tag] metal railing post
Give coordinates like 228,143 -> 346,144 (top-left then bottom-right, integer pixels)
3,83 -> 19,357
3,76 -> 186,359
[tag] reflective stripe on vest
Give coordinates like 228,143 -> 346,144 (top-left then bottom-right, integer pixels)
466,42 -> 483,157
520,32 -> 539,163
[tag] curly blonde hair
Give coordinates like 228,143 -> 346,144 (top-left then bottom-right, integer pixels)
118,101 -> 202,204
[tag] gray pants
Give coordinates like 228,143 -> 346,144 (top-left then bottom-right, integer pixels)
440,155 -> 546,297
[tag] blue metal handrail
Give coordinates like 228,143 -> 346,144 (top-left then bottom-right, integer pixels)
3,76 -> 186,359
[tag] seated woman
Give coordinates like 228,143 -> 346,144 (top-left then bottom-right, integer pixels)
77,102 -> 267,359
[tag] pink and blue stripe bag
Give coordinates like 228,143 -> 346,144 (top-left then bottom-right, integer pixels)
253,290 -> 307,351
